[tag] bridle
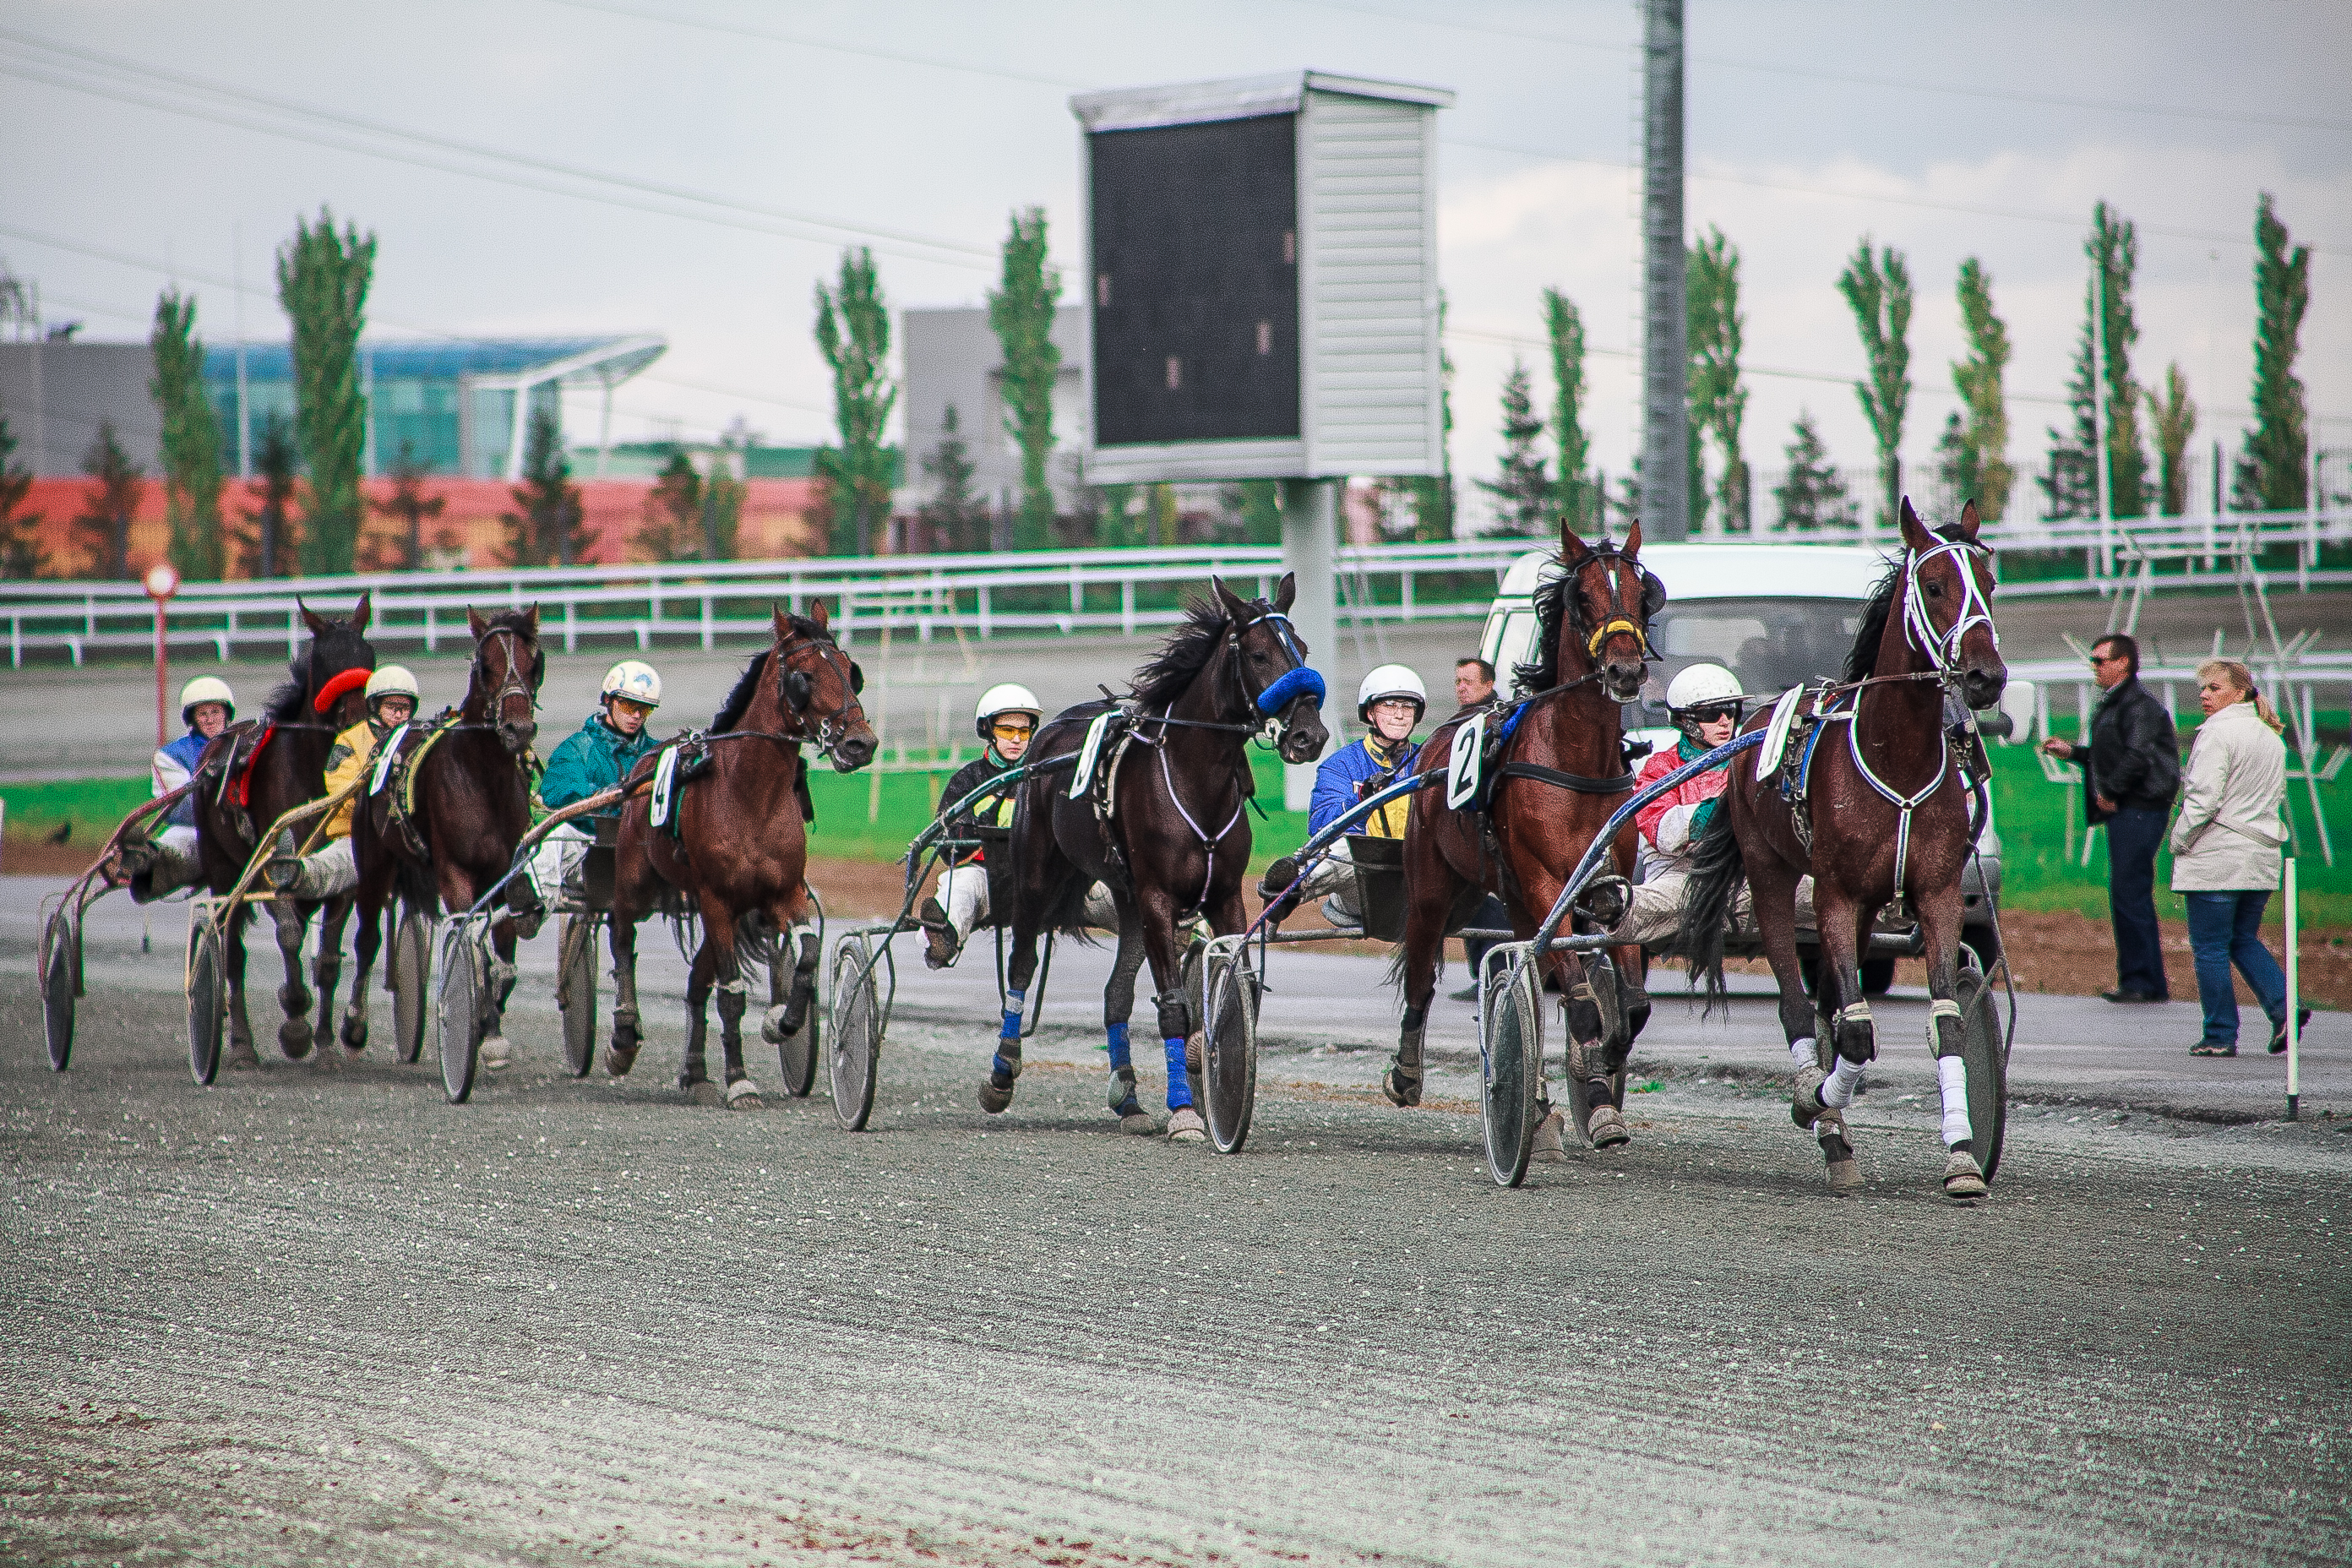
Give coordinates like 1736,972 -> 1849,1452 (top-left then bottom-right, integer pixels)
1224,604 -> 1326,747
1566,543 -> 1664,664
774,632 -> 869,764
471,625 -> 541,740
1901,535 -> 2000,681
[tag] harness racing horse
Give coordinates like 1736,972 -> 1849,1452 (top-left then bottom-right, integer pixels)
342,607 -> 546,1062
1394,519 -> 1661,1147
985,576 -> 1329,1141
604,605 -> 878,1107
192,596 -> 377,1070
1683,498 -> 2006,1199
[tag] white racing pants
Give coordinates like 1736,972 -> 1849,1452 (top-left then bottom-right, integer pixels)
1608,869 -> 1816,949
935,860 -> 1116,945
527,822 -> 595,907
280,837 -> 359,902
1291,837 -> 1369,924
128,825 -> 204,905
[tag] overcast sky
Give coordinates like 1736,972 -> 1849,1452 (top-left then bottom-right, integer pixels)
3,0 -> 2345,527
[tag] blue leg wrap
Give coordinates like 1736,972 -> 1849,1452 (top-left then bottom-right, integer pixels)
1163,1037 -> 1194,1109
1105,1020 -> 1131,1070
999,987 -> 1026,1043
991,1053 -> 1018,1080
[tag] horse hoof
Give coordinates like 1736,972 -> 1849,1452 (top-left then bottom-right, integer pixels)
602,1044 -> 638,1077
1381,1067 -> 1423,1108
760,1004 -> 792,1045
686,1080 -> 723,1108
977,1077 -> 1015,1114
1585,1103 -> 1631,1149
226,1041 -> 261,1071
479,1036 -> 511,1071
1826,1157 -> 1863,1195
1531,1110 -> 1569,1162
278,1020 -> 313,1059
1119,1110 -> 1157,1135
726,1080 -> 764,1110
340,1015 -> 368,1053
1184,1032 -> 1203,1073
1942,1151 -> 1988,1201
1166,1108 -> 1206,1143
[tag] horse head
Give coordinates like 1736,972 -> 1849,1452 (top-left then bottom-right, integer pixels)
1212,574 -> 1329,765
1556,518 -> 1659,705
299,592 -> 378,729
466,605 -> 544,758
774,603 -> 877,772
1899,498 -> 2006,711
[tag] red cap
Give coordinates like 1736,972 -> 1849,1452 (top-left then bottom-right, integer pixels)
314,667 -> 373,713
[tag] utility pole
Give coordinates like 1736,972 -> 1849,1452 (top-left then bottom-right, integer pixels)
1280,477 -> 1339,809
1640,0 -> 1689,542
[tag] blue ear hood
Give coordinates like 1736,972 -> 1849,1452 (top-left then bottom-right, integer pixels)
1257,667 -> 1326,716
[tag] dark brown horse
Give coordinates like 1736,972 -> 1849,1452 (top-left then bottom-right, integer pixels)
605,605 -> 877,1106
1683,498 -> 2006,1197
987,577 -> 1328,1141
1394,520 -> 1660,1146
192,596 -> 376,1069
343,607 -> 545,1060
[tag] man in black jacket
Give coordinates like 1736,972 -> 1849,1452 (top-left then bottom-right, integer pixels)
2042,633 -> 2180,1002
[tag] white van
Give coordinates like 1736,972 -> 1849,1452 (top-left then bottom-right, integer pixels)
1475,542 -> 2002,988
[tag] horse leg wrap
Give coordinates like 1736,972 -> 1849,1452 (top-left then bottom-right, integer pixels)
1000,987 -> 1026,1043
1818,1051 -> 1866,1110
1156,996 -> 1190,1043
1832,999 -> 1876,1066
487,957 -> 517,1010
776,932 -> 820,1037
1162,1037 -> 1195,1110
1788,1035 -> 1817,1069
1105,1020 -> 1132,1070
612,1005 -> 640,1051
716,978 -> 749,1033
1937,1054 -> 1974,1149
1927,997 -> 1965,1059
1386,1007 -> 1426,1107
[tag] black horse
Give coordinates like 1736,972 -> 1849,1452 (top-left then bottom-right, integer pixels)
983,577 -> 1328,1141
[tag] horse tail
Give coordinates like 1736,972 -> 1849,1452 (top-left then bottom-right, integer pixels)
734,908 -> 776,973
394,854 -> 438,920
1680,803 -> 1745,1019
1043,872 -> 1097,941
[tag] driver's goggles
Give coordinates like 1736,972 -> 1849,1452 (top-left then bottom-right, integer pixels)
1684,704 -> 1743,723
991,721 -> 1034,741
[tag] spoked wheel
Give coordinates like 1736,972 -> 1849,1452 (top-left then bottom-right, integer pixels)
186,919 -> 227,1086
1479,960 -> 1543,1189
1200,949 -> 1260,1155
41,907 -> 79,1072
1955,964 -> 2008,1182
436,926 -> 487,1104
827,937 -> 881,1131
558,913 -> 601,1079
389,906 -> 431,1065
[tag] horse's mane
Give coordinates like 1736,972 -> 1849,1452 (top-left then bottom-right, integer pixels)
712,612 -> 836,732
1841,524 -> 1973,684
264,653 -> 313,723
1130,593 -> 1231,710
1514,564 -> 1574,697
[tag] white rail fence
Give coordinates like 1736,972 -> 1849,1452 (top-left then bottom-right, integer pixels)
2,509 -> 2341,667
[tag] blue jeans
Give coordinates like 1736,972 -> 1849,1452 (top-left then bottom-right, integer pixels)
2104,808 -> 2170,997
2183,890 -> 2288,1050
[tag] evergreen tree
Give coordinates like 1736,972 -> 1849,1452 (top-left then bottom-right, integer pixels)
1543,287 -> 1594,531
700,459 -> 743,562
499,408 -> 588,567
1951,258 -> 2014,520
1687,227 -> 1749,531
1475,361 -> 1549,536
2148,364 -> 2197,518
814,248 -> 896,556
1837,237 -> 1912,531
242,415 -> 298,578
2235,192 -> 2311,512
1406,290 -> 1456,541
150,287 -> 225,580
368,443 -> 446,570
917,405 -> 988,553
1933,410 -> 1974,516
632,450 -> 702,562
73,420 -> 144,580
1773,411 -> 1856,533
275,207 -> 375,575
988,208 -> 1063,551
0,403 -> 45,579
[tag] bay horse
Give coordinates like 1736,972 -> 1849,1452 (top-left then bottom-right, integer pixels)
604,605 -> 877,1107
986,576 -> 1329,1141
192,595 -> 376,1069
342,607 -> 545,1063
1683,498 -> 2006,1198
1394,519 -> 1661,1147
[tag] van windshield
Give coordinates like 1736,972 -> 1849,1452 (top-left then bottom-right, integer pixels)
1636,596 -> 1867,723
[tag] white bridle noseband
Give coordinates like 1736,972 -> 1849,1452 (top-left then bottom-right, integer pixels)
1901,537 -> 1999,678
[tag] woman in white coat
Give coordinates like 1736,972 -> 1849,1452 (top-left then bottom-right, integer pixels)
2171,659 -> 2303,1056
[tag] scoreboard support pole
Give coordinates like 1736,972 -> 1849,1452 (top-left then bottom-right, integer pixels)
1280,476 -> 1341,812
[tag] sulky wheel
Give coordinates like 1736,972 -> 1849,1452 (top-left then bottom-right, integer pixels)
390,906 -> 432,1065
41,906 -> 79,1073
1200,950 -> 1260,1155
557,913 -> 601,1079
1955,964 -> 2008,1182
1479,959 -> 1543,1189
827,936 -> 881,1131
773,933 -> 820,1098
186,919 -> 227,1086
436,926 -> 487,1104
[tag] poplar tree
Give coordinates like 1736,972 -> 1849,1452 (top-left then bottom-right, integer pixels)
150,287 -> 225,580
276,207 -> 375,575
1837,238 -> 1912,531
988,208 -> 1063,551
2088,204 -> 2148,517
1686,228 -> 1749,531
1476,362 -> 1549,536
1950,259 -> 2014,520
2234,192 -> 2311,512
814,248 -> 896,556
1543,287 -> 1593,531
2148,364 -> 2197,518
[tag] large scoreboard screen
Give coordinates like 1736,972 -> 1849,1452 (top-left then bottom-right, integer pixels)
1087,113 -> 1301,448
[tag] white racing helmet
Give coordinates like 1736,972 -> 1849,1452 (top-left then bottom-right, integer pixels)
602,661 -> 662,710
364,665 -> 419,713
178,675 -> 236,727
1665,662 -> 1744,732
1356,663 -> 1427,724
974,682 -> 1043,741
